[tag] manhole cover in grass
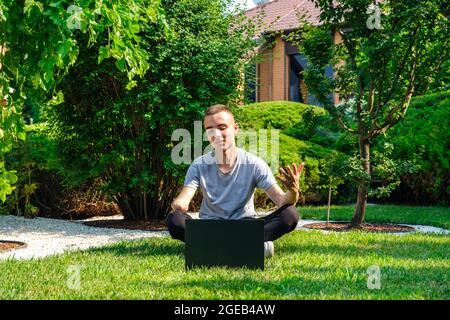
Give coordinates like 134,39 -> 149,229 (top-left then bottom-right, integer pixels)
0,240 -> 27,252
303,222 -> 414,233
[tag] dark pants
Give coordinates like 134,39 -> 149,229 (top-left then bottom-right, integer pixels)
165,204 -> 300,242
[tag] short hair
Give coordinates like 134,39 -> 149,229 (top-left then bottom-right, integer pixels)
205,104 -> 234,118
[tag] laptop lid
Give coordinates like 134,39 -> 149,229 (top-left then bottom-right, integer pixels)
185,219 -> 264,270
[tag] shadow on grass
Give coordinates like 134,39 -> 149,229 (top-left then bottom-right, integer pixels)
130,264 -> 450,299
86,231 -> 449,263
87,239 -> 184,257
279,233 -> 449,261
24,235 -> 447,299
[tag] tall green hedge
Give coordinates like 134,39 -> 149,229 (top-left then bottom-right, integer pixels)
234,101 -> 352,206
235,94 -> 449,206
380,90 -> 450,205
233,101 -> 323,130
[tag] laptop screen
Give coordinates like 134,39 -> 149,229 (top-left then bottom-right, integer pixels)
185,219 -> 264,270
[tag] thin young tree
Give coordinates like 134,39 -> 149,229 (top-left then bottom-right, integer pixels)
293,0 -> 450,226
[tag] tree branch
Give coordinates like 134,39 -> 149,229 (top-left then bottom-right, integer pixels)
356,80 -> 365,134
336,114 -> 357,134
338,28 -> 358,71
367,81 -> 375,113
382,25 -> 420,107
370,54 -> 418,138
325,101 -> 357,134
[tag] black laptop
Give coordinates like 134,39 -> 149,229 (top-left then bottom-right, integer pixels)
185,219 -> 265,270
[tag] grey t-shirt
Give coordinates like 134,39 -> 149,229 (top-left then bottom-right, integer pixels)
184,148 -> 277,219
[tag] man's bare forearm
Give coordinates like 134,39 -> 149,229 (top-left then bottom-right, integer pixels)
282,189 -> 299,206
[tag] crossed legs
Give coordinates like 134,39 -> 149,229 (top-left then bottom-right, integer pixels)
165,204 -> 299,242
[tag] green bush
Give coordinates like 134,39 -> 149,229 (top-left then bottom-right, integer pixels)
280,133 -> 356,205
235,101 -> 325,135
233,100 -> 340,147
379,90 -> 450,205
0,124 -> 120,218
234,93 -> 449,207
280,134 -> 327,203
233,101 -> 317,131
48,0 -> 256,220
233,101 -> 352,207
1,124 -> 56,217
331,131 -> 358,154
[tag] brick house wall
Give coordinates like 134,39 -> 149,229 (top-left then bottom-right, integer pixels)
254,30 -> 342,105
256,36 -> 289,102
246,0 -> 336,104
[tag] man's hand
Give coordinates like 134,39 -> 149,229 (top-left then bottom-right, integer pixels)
170,186 -> 197,212
276,162 -> 305,194
265,163 -> 305,207
171,199 -> 189,212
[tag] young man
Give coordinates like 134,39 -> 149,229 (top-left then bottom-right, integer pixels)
166,104 -> 304,258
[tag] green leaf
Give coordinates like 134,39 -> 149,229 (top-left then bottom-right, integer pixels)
31,73 -> 43,89
98,46 -> 110,65
47,91 -> 65,106
57,39 -> 72,60
5,171 -> 18,184
24,183 -> 38,196
125,80 -> 137,90
24,0 -> 43,15
115,58 -> 126,72
17,131 -> 26,141
24,0 -> 34,14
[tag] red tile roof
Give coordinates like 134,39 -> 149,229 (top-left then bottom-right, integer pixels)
245,0 -> 322,34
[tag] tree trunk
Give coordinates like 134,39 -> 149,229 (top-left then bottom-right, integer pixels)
116,147 -> 179,221
351,136 -> 371,227
117,186 -> 174,221
114,112 -> 182,221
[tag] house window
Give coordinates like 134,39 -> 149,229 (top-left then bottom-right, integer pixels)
289,54 -> 309,103
289,53 -> 333,106
244,64 -> 256,103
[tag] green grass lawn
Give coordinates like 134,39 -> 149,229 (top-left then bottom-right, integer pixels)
1,204 -> 448,300
300,204 -> 450,229
1,230 -> 449,299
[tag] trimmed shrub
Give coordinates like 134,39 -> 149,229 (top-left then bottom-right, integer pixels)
233,101 -> 319,131
233,101 -> 351,207
380,90 -> 450,205
233,101 -> 339,147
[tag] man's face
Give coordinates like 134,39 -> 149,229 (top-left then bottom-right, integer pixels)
204,111 -> 239,152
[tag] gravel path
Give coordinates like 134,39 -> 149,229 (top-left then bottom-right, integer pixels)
0,215 -> 168,261
0,214 -> 448,261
